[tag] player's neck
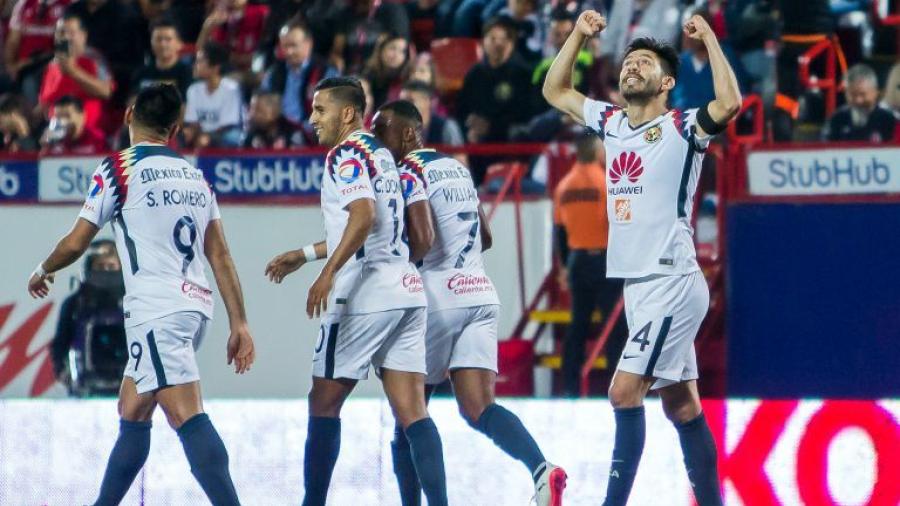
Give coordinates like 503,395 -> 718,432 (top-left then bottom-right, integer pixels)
624,99 -> 669,128
129,127 -> 169,147
335,122 -> 365,145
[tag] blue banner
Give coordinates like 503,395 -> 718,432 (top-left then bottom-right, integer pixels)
198,153 -> 326,198
0,160 -> 38,201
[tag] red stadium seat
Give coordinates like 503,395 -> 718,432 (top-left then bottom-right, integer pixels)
430,38 -> 482,97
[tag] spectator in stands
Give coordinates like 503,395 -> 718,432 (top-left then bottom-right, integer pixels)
456,16 -> 538,144
358,75 -> 376,128
399,80 -> 464,146
601,0 -> 681,62
38,12 -> 113,132
823,64 -> 897,142
553,132 -> 624,398
41,95 -> 108,154
197,0 -> 270,73
882,62 -> 900,118
363,33 -> 412,110
410,52 -> 436,88
66,0 -> 145,102
4,0 -> 72,104
533,7 -> 592,96
261,22 -> 338,129
0,93 -> 37,152
330,0 -> 410,73
131,19 -> 193,98
672,8 -> 748,111
242,91 -> 302,148
724,0 -> 777,101
183,42 -> 243,148
498,0 -> 544,63
406,0 -> 439,53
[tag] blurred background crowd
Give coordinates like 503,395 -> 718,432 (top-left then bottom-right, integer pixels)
0,0 -> 897,184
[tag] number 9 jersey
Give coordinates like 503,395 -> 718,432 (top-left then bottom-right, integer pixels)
78,144 -> 219,328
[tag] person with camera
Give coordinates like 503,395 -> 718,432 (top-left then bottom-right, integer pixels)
41,94 -> 108,154
37,11 -> 114,132
51,239 -> 127,397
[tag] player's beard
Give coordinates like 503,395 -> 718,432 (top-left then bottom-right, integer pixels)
621,77 -> 662,105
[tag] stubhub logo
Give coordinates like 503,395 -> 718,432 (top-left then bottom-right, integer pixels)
748,148 -> 900,196
38,156 -> 106,202
210,157 -> 325,194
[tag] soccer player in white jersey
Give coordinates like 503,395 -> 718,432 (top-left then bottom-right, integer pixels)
263,77 -> 448,506
543,11 -> 741,506
370,100 -> 568,506
26,84 -> 255,506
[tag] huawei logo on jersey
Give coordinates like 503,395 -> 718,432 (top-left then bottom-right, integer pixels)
609,152 -> 644,184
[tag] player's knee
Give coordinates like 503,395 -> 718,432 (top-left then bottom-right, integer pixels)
457,399 -> 488,427
608,381 -> 642,409
164,406 -> 202,429
308,392 -> 344,418
663,398 -> 701,424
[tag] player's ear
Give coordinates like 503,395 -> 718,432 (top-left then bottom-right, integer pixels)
661,75 -> 676,92
167,122 -> 181,142
342,104 -> 355,125
123,105 -> 134,127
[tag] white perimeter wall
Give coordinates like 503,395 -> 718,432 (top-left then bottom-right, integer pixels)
0,201 -> 553,398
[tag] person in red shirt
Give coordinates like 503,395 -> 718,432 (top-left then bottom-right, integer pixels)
3,0 -> 73,102
197,0 -> 269,72
41,95 -> 109,155
38,12 -> 114,131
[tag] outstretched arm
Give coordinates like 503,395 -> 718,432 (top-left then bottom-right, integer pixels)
684,15 -> 742,136
542,10 -> 606,123
27,218 -> 99,298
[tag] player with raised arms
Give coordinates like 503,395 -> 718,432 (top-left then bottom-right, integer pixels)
27,83 -> 255,506
543,10 -> 741,506
264,77 -> 448,506
370,99 -> 568,506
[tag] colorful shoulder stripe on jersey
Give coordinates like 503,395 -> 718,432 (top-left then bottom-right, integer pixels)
105,145 -> 185,215
401,149 -> 445,189
327,132 -> 380,181
597,105 -> 622,140
670,109 -> 692,142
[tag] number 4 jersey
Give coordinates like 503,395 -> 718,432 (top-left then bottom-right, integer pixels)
399,149 -> 499,311
78,143 -> 219,327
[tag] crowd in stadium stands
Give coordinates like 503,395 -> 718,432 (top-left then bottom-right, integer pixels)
0,0 -> 898,175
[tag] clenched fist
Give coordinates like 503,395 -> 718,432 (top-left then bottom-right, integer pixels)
576,10 -> 606,37
683,15 -> 714,41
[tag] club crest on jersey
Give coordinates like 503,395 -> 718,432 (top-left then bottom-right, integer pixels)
88,173 -> 104,198
644,125 -> 662,144
338,158 -> 364,183
614,198 -> 632,223
399,173 -> 417,199
609,152 -> 644,184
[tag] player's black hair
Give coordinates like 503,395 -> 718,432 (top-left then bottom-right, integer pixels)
378,99 -> 423,126
132,83 -> 183,135
149,17 -> 181,38
200,42 -> 229,71
401,79 -> 435,97
624,37 -> 680,81
483,15 -> 518,40
314,76 -> 366,115
54,95 -> 84,111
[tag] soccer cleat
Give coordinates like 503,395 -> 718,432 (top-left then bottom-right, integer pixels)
532,461 -> 567,506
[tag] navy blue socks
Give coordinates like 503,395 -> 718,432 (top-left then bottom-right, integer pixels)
602,406 -> 646,506
93,419 -> 151,506
302,416 -> 341,506
405,418 -> 448,506
176,413 -> 239,505
391,424 -> 422,506
676,413 -> 723,506
474,403 -> 546,479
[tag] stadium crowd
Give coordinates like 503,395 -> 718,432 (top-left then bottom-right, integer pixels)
0,0 -> 898,179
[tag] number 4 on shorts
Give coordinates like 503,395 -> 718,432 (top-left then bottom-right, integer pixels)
631,321 -> 652,352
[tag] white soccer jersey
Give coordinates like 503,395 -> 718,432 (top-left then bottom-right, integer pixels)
583,99 -> 713,279
78,143 -> 219,327
321,131 -> 426,315
399,149 -> 499,311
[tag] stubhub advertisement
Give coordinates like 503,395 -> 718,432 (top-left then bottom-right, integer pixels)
31,152 -> 324,202
747,147 -> 900,196
0,160 -> 39,201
